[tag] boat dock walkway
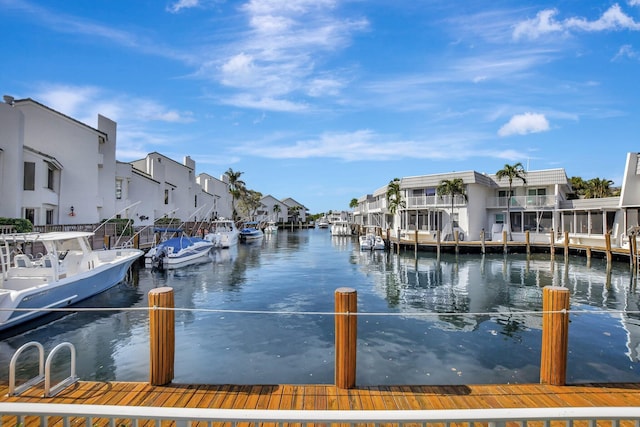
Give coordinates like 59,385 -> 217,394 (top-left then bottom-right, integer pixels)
2,381 -> 640,413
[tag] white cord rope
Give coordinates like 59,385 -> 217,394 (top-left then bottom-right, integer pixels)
0,306 -> 633,317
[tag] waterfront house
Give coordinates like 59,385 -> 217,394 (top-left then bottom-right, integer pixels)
0,94 -> 305,229
258,195 -> 288,224
354,154 -> 640,248
0,96 -> 118,225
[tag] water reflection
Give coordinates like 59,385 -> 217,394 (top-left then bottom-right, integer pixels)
2,230 -> 640,386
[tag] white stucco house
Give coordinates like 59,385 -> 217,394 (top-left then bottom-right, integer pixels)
0,96 -> 117,225
354,154 -> 640,248
281,197 -> 308,223
0,95 -> 234,228
258,195 -> 288,223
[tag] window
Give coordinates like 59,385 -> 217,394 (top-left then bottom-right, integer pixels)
495,214 -> 505,224
46,209 -> 54,225
25,208 -> 35,224
23,162 -> 35,190
47,167 -> 55,190
116,179 -> 123,200
164,189 -> 169,205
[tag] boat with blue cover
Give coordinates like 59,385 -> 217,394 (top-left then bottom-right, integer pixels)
145,234 -> 213,270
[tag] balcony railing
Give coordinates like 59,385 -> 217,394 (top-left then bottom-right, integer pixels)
487,195 -> 556,209
406,195 -> 467,209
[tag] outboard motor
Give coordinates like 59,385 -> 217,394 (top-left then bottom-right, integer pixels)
151,248 -> 167,271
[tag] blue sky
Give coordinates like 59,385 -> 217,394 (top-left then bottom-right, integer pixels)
2,0 -> 639,213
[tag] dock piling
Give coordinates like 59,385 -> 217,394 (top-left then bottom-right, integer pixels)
149,287 -> 175,386
335,287 -> 357,389
540,286 -> 569,386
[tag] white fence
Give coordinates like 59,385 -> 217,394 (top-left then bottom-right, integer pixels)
1,403 -> 640,427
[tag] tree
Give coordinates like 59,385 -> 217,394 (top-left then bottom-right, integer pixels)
495,163 -> 527,236
584,178 -> 614,199
288,205 -> 301,224
349,198 -> 358,209
436,178 -> 467,238
237,189 -> 262,220
386,178 -> 405,229
225,168 -> 245,222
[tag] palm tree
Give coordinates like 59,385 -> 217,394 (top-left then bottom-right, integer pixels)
584,178 -> 614,199
386,178 -> 405,229
272,204 -> 281,222
495,163 -> 527,237
225,168 -> 245,222
436,178 -> 467,239
349,198 -> 358,209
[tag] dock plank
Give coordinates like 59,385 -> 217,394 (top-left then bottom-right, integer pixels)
3,381 -> 640,421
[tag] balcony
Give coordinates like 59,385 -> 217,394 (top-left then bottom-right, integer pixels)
406,195 -> 467,209
487,195 -> 556,209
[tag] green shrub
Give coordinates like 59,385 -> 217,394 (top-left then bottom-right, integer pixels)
0,217 -> 33,233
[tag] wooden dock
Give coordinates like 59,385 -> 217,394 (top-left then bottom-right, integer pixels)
2,381 -> 640,412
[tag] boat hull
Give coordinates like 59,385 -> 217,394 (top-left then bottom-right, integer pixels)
0,253 -> 141,332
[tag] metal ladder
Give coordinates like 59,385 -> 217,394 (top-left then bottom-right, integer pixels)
7,341 -> 79,397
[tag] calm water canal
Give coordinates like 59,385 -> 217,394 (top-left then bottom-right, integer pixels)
2,228 -> 640,386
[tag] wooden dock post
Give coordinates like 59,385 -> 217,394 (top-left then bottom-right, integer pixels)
133,233 -> 140,249
436,230 -> 441,259
149,287 -> 175,386
454,230 -> 459,254
540,286 -> 569,386
103,235 -> 111,250
335,287 -> 357,389
563,232 -> 569,259
525,231 -> 530,255
397,228 -> 401,254
550,229 -> 555,260
480,229 -> 486,254
414,229 -> 418,256
632,233 -> 638,275
502,230 -> 508,254
605,233 -> 612,264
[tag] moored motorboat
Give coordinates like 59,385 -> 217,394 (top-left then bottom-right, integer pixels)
330,220 -> 351,236
146,235 -> 213,270
359,234 -> 373,250
0,231 -> 143,332
204,219 -> 239,248
265,221 -> 278,234
239,222 -> 264,242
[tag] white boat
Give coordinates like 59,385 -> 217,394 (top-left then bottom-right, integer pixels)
359,234 -> 373,250
330,220 -> 351,236
0,231 -> 143,332
146,235 -> 213,270
372,235 -> 386,250
317,218 -> 330,229
204,219 -> 239,248
239,222 -> 264,242
265,221 -> 278,234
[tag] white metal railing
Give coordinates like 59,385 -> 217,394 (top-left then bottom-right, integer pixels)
406,195 -> 467,209
487,195 -> 557,209
1,403 -> 639,426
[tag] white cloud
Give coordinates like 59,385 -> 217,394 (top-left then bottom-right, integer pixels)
167,0 -> 200,13
498,112 -> 550,136
233,130 -> 525,162
631,0 -> 640,6
613,44 -> 639,60
207,0 -> 368,111
513,4 -> 640,40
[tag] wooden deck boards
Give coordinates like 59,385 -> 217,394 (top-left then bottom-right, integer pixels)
2,381 -> 640,411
